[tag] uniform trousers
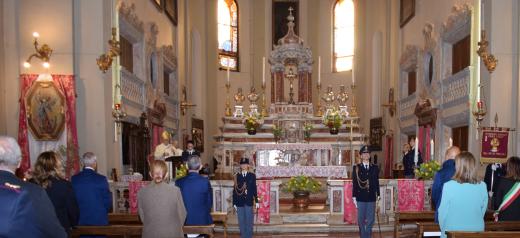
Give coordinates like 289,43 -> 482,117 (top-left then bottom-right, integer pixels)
357,201 -> 376,238
237,205 -> 254,238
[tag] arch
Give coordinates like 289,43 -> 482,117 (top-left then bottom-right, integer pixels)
333,0 -> 355,72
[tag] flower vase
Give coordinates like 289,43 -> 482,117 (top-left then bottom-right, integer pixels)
247,128 -> 257,135
292,190 -> 310,209
329,127 -> 339,135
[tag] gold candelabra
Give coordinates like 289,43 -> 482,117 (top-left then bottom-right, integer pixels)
261,84 -> 269,117
315,83 -> 324,117
180,86 -> 196,116
112,103 -> 127,140
225,82 -> 232,117
477,30 -> 498,73
97,28 -> 121,73
350,84 -> 359,118
23,32 -> 53,69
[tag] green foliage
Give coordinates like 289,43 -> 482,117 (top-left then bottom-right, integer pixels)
272,125 -> 283,137
414,160 -> 441,180
322,110 -> 343,129
175,163 -> 188,179
283,175 -> 322,193
243,113 -> 263,130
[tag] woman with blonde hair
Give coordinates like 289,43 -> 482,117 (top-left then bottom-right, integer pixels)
31,151 -> 79,233
138,160 -> 186,238
438,152 -> 487,238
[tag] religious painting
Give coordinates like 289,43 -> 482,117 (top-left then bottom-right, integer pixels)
151,0 -> 162,11
164,0 -> 178,26
272,0 -> 299,47
369,117 -> 383,151
191,118 -> 204,152
25,81 -> 66,141
399,0 -> 415,28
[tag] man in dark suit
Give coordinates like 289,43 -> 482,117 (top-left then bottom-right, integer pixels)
72,152 -> 112,227
232,158 -> 259,238
181,140 -> 200,162
352,145 -> 380,238
175,155 -> 213,226
403,137 -> 423,178
484,162 -> 506,204
0,136 -> 67,238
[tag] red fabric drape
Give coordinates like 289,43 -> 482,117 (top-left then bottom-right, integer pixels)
343,181 -> 357,224
384,135 -> 393,178
256,180 -> 271,224
17,74 -> 79,178
424,126 -> 431,162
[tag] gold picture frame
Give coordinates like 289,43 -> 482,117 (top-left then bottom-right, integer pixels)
25,81 -> 66,141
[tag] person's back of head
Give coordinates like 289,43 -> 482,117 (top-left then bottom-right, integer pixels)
187,155 -> 201,172
149,160 -> 168,184
506,156 -> 520,181
81,152 -> 97,171
32,151 -> 64,189
453,151 -> 480,184
444,146 -> 461,163
0,136 -> 22,173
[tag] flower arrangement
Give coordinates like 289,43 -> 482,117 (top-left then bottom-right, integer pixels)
243,112 -> 263,133
303,122 -> 314,140
272,125 -> 283,138
283,175 -> 322,193
175,163 -> 188,179
414,160 -> 441,180
322,110 -> 342,129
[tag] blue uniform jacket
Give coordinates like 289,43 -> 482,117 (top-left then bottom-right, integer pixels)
352,164 -> 380,202
71,169 -> 112,225
232,172 -> 258,207
432,159 -> 456,223
403,149 -> 423,176
175,172 -> 213,225
0,170 -> 67,238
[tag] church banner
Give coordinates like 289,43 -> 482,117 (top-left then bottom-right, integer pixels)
343,181 -> 357,224
256,180 -> 270,224
398,179 -> 425,211
481,127 -> 509,164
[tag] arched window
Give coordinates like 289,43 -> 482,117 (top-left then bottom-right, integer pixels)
218,0 -> 239,71
333,0 -> 355,72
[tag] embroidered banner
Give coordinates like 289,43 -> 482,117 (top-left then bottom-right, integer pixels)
397,179 -> 424,211
256,180 -> 270,224
343,181 -> 357,224
129,181 -> 149,214
481,128 -> 509,164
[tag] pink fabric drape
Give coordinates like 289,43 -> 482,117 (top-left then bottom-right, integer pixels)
343,181 -> 357,224
397,179 -> 425,211
424,126 -> 431,162
129,181 -> 149,214
152,125 -> 164,152
256,180 -> 270,224
17,74 -> 79,178
384,135 -> 393,178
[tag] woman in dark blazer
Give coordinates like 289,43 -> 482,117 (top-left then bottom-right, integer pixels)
494,156 -> 520,221
31,151 -> 79,233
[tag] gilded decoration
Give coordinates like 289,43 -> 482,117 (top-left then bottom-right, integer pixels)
118,2 -> 144,34
25,81 -> 66,140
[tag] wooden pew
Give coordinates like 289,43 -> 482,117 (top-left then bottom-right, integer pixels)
70,225 -> 142,238
395,211 -> 494,238
211,212 -> 228,238
184,224 -> 215,238
447,231 -> 520,238
417,221 -> 520,238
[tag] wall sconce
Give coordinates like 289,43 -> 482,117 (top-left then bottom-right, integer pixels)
180,86 -> 196,116
23,32 -> 53,69
97,28 -> 120,73
381,88 -> 396,117
477,30 -> 498,73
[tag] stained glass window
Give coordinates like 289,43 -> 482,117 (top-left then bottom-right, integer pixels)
333,0 -> 355,72
218,0 -> 239,71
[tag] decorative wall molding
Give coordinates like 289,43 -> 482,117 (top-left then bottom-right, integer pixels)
419,23 -> 440,102
422,23 -> 436,52
146,23 -> 159,50
119,2 -> 144,41
160,45 -> 177,71
269,44 -> 313,72
441,3 -> 472,43
399,45 -> 419,72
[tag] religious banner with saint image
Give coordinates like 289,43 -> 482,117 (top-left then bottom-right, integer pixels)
481,127 -> 509,164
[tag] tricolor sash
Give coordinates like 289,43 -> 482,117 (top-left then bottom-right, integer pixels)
494,182 -> 520,221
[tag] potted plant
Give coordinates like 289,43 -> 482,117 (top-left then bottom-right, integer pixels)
283,175 -> 322,209
414,160 -> 441,180
303,122 -> 313,142
243,113 -> 263,135
322,110 -> 342,135
272,125 -> 283,142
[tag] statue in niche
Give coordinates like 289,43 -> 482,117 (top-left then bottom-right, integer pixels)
234,88 -> 246,106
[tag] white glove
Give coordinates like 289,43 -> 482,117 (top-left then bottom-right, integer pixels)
234,205 -> 237,211
352,198 -> 357,208
256,203 -> 260,209
491,164 -> 497,171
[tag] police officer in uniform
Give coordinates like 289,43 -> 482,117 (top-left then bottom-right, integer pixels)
352,145 -> 380,238
0,136 -> 67,238
232,158 -> 259,238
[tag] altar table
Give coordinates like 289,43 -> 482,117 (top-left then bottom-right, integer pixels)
256,166 -> 348,178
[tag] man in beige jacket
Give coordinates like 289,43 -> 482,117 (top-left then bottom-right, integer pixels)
138,160 -> 186,238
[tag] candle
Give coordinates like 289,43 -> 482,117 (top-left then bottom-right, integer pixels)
226,64 -> 230,85
414,136 -> 419,166
318,56 -> 321,85
352,58 -> 355,84
449,137 -> 453,147
430,139 -> 434,160
262,57 -> 266,87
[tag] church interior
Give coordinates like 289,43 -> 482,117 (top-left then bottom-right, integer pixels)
1,0 -> 520,237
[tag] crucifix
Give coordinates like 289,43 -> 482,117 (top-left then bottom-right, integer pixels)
285,67 -> 297,104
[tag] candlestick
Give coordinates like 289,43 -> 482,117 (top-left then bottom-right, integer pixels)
262,57 -> 266,87
318,56 -> 321,85
261,83 -> 269,117
226,64 -> 230,85
352,58 -> 355,84
315,83 -> 324,117
225,82 -> 232,117
349,84 -> 358,117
